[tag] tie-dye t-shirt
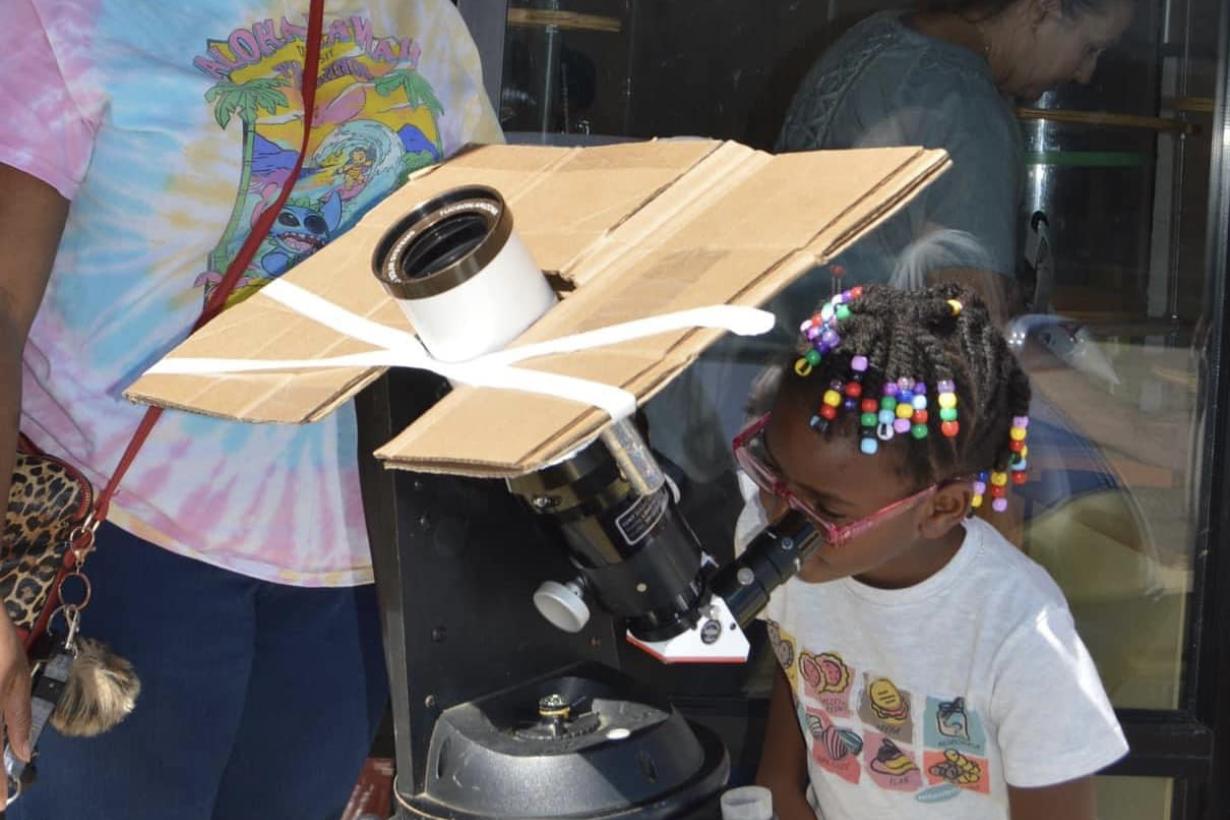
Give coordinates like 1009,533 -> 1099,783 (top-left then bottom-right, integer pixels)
761,518 -> 1127,819
2,0 -> 501,586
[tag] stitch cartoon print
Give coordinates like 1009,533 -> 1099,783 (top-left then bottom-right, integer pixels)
192,14 -> 447,306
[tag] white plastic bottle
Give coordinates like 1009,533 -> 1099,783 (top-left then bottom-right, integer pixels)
720,785 -> 777,820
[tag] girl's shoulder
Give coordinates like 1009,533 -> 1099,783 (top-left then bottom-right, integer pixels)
960,518 -> 1074,625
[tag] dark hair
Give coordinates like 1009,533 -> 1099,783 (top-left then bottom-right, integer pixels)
776,283 -> 1030,487
919,0 -> 1126,18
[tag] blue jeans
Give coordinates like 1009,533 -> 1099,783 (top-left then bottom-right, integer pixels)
6,524 -> 388,820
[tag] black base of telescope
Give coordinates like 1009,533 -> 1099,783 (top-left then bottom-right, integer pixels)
356,368 -> 730,818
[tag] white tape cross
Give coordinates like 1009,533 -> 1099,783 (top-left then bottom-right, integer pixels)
146,278 -> 775,421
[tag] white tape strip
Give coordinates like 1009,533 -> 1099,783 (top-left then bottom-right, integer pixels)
262,280 -> 428,354
480,304 -> 775,367
442,361 -> 639,421
148,351 -> 640,420
147,350 -> 640,420
146,279 -> 775,421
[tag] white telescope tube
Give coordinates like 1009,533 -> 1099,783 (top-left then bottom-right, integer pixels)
371,185 -> 557,363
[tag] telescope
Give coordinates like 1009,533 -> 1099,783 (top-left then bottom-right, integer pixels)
364,185 -> 820,818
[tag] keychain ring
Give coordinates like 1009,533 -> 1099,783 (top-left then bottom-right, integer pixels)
56,570 -> 92,612
67,510 -> 100,547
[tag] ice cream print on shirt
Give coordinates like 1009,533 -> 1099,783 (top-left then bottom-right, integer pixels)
193,14 -> 446,307
763,620 -> 994,806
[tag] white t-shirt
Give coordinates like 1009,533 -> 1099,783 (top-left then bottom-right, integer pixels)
762,517 -> 1128,819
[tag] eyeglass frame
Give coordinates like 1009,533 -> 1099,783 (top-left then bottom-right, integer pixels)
732,413 -> 956,548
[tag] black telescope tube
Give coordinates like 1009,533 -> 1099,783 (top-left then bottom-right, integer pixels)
709,510 -> 820,628
508,427 -> 708,643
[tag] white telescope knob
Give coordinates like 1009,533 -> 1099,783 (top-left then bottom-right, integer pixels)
533,580 -> 590,633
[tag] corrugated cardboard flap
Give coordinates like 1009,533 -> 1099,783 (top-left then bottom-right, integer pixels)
127,140 -> 949,477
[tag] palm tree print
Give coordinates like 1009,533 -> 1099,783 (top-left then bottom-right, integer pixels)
204,76 -> 289,274
373,68 -> 444,153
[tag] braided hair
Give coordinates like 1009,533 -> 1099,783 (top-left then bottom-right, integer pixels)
777,283 -> 1030,490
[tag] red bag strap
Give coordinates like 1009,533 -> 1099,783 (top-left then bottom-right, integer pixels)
91,0 -> 326,526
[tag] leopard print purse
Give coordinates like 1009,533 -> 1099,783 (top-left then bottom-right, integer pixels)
1,438 -> 138,749
3,437 -> 93,648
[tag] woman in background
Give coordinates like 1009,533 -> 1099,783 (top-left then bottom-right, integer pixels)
776,0 -> 1133,321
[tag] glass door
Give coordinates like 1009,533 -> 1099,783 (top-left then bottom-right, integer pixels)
458,1 -> 1230,815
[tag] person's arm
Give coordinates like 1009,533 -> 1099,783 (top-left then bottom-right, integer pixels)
754,665 -> 816,820
1009,776 -> 1098,820
0,162 -> 68,761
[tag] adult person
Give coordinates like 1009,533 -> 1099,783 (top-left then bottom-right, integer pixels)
777,0 -> 1134,323
0,1 -> 500,817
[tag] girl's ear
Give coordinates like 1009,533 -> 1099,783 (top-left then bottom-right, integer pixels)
918,481 -> 972,540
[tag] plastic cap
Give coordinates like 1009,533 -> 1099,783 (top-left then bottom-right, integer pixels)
533,581 -> 591,633
720,786 -> 774,820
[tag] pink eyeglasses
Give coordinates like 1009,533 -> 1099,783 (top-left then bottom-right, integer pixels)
732,413 -> 942,548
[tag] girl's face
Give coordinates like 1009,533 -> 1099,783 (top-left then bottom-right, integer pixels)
758,394 -> 966,584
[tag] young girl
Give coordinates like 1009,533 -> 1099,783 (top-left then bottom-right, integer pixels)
745,283 -> 1126,819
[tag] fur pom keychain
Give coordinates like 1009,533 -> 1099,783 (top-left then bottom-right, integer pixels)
6,634 -> 140,801
51,637 -> 140,737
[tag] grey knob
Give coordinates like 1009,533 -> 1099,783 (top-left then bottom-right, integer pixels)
533,580 -> 590,633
